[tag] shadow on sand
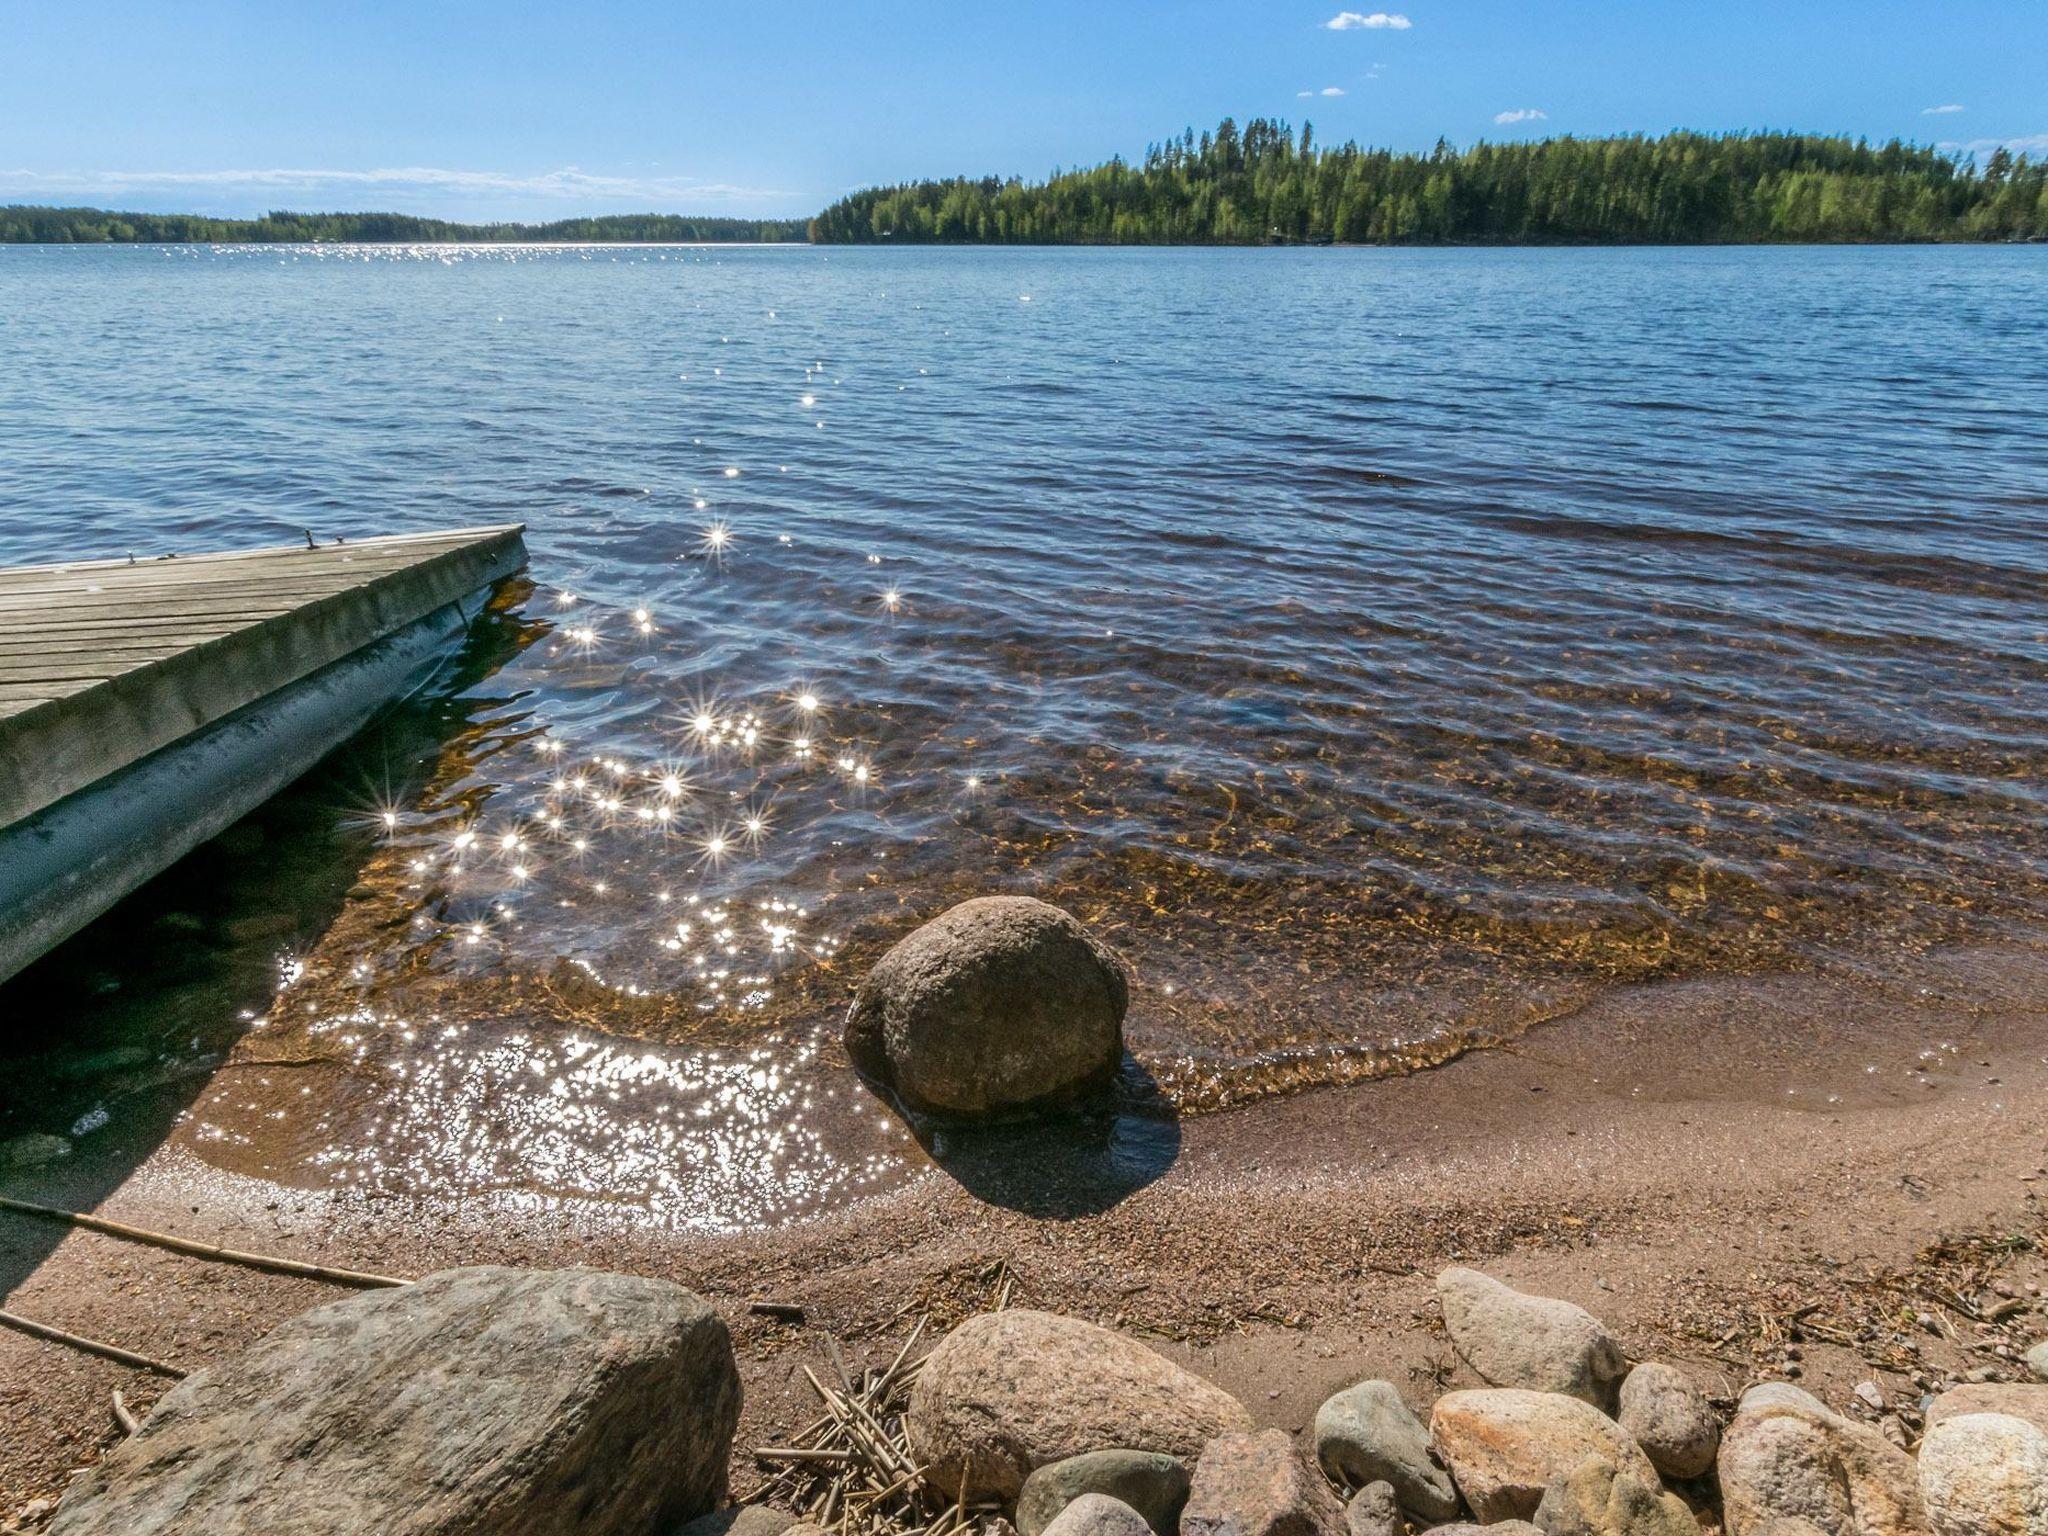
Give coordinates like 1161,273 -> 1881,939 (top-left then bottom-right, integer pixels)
907,1056 -> 1182,1219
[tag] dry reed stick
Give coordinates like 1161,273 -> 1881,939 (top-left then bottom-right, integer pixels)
0,1308 -> 185,1377
0,1194 -> 411,1289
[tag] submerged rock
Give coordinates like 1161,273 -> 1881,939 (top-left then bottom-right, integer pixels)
1531,1456 -> 1696,1536
1041,1495 -> 1156,1536
1182,1428 -> 1347,1536
1429,1389 -> 1656,1524
1017,1450 -> 1189,1536
0,1132 -> 70,1168
1615,1362 -> 1719,1481
1312,1379 -> 1460,1521
1917,1412 -> 2048,1536
843,896 -> 1129,1121
1715,1382 -> 1928,1536
1436,1269 -> 1628,1410
906,1309 -> 1248,1502
48,1266 -> 741,1536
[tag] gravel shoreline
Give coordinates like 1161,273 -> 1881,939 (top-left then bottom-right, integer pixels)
3,940 -> 2045,1523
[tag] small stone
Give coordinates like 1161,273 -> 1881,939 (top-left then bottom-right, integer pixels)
1916,1411 -> 2048,1536
1430,1389 -> 1656,1524
1854,1382 -> 1886,1412
676,1508 -> 799,1536
1615,1362 -> 1719,1481
1532,1456 -> 1695,1536
2026,1343 -> 2048,1383
1342,1483 -> 1405,1536
843,896 -> 1130,1122
1182,1429 -> 1346,1536
1016,1451 -> 1189,1536
1040,1495 -> 1154,1536
1311,1380 -> 1459,1521
1436,1269 -> 1628,1410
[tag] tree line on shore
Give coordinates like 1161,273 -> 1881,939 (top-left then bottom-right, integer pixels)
5,127 -> 2043,247
809,123 -> 2048,244
0,207 -> 806,244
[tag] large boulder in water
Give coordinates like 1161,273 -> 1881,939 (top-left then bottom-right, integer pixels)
844,896 -> 1130,1121
906,1308 -> 1250,1501
48,1266 -> 741,1536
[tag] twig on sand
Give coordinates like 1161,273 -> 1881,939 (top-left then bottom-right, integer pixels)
0,1308 -> 185,1378
754,1310 -> 1005,1536
111,1389 -> 140,1435
0,1195 -> 411,1290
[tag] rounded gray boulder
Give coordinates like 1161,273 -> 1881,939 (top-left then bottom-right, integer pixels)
844,896 -> 1130,1121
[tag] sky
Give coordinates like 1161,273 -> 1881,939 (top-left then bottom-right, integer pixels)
3,0 -> 2044,222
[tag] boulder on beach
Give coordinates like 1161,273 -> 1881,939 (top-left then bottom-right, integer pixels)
1041,1494 -> 1157,1536
1916,1411 -> 2048,1536
1429,1388 -> 1657,1524
905,1308 -> 1249,1502
1017,1450 -> 1190,1536
1427,1524 -> 1544,1536
1312,1379 -> 1460,1521
1182,1428 -> 1347,1536
1615,1362 -> 1719,1481
1343,1483 -> 1407,1536
2027,1341 -> 2048,1382
48,1266 -> 741,1536
1435,1268 -> 1628,1410
1715,1382 -> 1928,1536
1531,1456 -> 1696,1536
1924,1381 -> 2048,1438
843,896 -> 1129,1121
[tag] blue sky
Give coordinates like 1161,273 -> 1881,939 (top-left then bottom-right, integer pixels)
3,1 -> 2043,221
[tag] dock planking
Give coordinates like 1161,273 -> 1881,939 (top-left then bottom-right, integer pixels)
0,524 -> 527,836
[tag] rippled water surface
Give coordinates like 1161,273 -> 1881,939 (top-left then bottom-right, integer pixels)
2,244 -> 2043,1224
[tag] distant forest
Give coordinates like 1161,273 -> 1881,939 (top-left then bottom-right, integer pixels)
810,124 -> 2048,245
5,127 -> 2044,248
0,206 -> 806,244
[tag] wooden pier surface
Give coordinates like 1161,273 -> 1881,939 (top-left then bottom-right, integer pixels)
0,525 -> 527,830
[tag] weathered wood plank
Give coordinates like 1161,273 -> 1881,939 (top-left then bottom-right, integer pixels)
0,525 -> 528,827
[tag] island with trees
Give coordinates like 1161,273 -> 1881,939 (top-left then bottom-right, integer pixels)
810,124 -> 2047,244
4,126 -> 2043,247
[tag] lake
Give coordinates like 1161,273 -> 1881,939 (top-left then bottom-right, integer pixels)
1,243 -> 2043,1226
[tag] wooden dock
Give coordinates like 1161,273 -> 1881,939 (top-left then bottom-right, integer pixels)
0,525 -> 528,982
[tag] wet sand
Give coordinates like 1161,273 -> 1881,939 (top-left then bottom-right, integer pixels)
4,939 -> 2047,1521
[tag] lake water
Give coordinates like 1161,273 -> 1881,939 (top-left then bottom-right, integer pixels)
2,243 -> 2044,1226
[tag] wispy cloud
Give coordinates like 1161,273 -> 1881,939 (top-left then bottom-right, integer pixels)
1939,132 -> 2048,157
1921,103 -> 1965,115
1493,108 -> 1548,125
0,165 -> 785,205
1296,86 -> 1348,97
1325,11 -> 1411,30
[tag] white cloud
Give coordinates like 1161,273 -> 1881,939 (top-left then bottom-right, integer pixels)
1921,104 -> 1965,115
1493,108 -> 1548,125
1325,11 -> 1410,30
1939,132 -> 2048,157
0,165 -> 785,205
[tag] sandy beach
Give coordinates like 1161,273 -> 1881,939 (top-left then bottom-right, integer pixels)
5,938 -> 2044,1522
